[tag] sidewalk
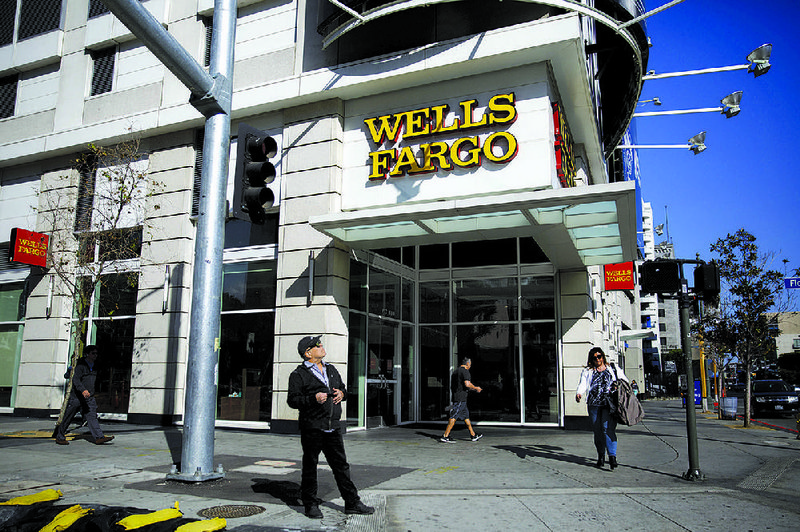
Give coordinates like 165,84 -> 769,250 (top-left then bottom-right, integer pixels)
1,400 -> 799,531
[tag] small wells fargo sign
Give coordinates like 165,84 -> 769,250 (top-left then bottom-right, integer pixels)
9,228 -> 49,268
603,261 -> 635,291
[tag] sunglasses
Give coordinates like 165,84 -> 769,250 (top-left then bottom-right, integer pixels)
593,354 -> 604,360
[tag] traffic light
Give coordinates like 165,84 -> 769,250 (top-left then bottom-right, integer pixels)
232,124 -> 277,224
640,260 -> 681,294
694,261 -> 720,302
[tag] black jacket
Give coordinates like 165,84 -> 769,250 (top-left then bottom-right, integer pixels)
70,357 -> 99,398
287,362 -> 347,431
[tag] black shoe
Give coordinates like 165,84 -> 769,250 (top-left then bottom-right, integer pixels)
439,435 -> 455,443
94,436 -> 114,445
55,438 -> 69,446
305,505 -> 323,519
345,501 -> 374,515
470,433 -> 483,442
595,457 -> 605,469
609,456 -> 618,470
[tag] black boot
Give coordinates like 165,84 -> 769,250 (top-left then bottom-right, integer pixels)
609,456 -> 618,470
595,456 -> 605,469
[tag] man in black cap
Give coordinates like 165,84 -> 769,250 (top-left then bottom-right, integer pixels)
287,335 -> 374,519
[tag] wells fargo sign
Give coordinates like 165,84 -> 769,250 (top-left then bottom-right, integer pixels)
552,102 -> 576,188
363,93 -> 519,180
604,261 -> 635,291
9,228 -> 49,268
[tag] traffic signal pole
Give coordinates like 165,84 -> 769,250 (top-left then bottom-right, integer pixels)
678,269 -> 703,481
101,0 -> 237,481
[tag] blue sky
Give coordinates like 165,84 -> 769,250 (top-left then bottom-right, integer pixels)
634,0 -> 799,280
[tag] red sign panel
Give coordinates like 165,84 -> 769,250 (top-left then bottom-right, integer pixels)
552,102 -> 576,188
9,228 -> 49,267
604,261 -> 635,291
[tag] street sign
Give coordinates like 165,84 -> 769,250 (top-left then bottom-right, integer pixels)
785,278 -> 800,289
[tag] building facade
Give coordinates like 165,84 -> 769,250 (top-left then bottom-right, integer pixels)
0,0 -> 650,430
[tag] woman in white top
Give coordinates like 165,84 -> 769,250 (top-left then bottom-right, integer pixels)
575,347 -> 628,470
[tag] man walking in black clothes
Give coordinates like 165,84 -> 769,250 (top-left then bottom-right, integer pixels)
55,345 -> 114,445
440,357 -> 483,443
287,335 -> 375,519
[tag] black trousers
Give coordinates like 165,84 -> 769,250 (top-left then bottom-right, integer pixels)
56,394 -> 104,440
300,428 -> 360,507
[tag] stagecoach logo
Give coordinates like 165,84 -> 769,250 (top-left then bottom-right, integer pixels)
363,93 -> 519,180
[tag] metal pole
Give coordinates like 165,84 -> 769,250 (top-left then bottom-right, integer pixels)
95,0 -> 237,482
171,0 -> 237,482
679,272 -> 703,480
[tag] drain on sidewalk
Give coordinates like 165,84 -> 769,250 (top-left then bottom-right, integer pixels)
198,504 -> 266,518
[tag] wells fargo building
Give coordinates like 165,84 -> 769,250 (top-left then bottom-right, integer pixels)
0,0 -> 649,431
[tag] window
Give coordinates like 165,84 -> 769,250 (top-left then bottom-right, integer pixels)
0,75 -> 17,119
88,0 -> 109,19
0,0 -> 15,46
18,0 -> 62,41
74,154 -> 96,232
90,47 -> 115,96
793,338 -> 800,350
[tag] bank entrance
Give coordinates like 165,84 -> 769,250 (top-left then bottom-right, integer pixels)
346,237 -> 560,429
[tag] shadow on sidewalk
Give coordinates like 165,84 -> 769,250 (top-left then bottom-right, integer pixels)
493,444 -> 685,479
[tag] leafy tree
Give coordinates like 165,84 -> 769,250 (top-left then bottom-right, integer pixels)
699,229 -> 791,427
37,138 -> 161,432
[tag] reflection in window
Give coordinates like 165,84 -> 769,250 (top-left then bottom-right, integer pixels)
222,261 -> 276,311
454,278 -> 518,322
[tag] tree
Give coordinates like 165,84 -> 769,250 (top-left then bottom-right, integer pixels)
700,229 -> 791,427
37,137 -> 161,432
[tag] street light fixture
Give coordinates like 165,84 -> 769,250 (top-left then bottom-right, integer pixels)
633,91 -> 743,118
643,44 -> 773,80
638,97 -> 662,106
616,131 -> 707,154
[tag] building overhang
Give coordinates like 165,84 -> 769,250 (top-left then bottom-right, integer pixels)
620,329 -> 657,341
311,181 -> 638,269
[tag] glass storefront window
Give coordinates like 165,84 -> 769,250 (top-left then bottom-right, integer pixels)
368,267 -> 400,319
222,261 -> 276,311
224,215 -> 278,247
522,322 -> 558,423
520,276 -> 555,319
349,260 -> 367,312
73,273 -> 138,414
347,312 -> 367,426
419,325 -> 450,421
0,282 -> 25,408
456,323 -> 520,422
218,312 -> 275,422
453,238 -> 516,267
454,278 -> 518,322
218,260 -> 277,422
420,281 -> 449,323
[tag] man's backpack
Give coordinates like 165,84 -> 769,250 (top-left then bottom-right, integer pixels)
610,365 -> 645,426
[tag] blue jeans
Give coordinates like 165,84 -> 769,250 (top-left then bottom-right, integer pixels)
587,405 -> 617,458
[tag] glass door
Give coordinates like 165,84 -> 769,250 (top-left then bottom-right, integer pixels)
366,318 -> 398,427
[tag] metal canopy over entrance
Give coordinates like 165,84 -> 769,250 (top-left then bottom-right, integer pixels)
310,181 -> 638,268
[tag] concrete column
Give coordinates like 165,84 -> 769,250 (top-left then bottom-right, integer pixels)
559,268 -> 595,423
270,99 -> 349,433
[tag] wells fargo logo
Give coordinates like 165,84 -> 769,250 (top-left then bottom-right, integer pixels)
9,228 -> 49,268
363,93 -> 519,180
604,261 -> 635,291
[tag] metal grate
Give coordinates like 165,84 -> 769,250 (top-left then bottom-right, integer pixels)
18,0 -> 63,41
192,129 -> 204,217
197,504 -> 266,518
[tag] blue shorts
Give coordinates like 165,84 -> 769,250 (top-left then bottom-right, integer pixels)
449,401 -> 469,420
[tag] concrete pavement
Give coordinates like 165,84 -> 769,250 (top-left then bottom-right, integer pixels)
1,400 -> 798,531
